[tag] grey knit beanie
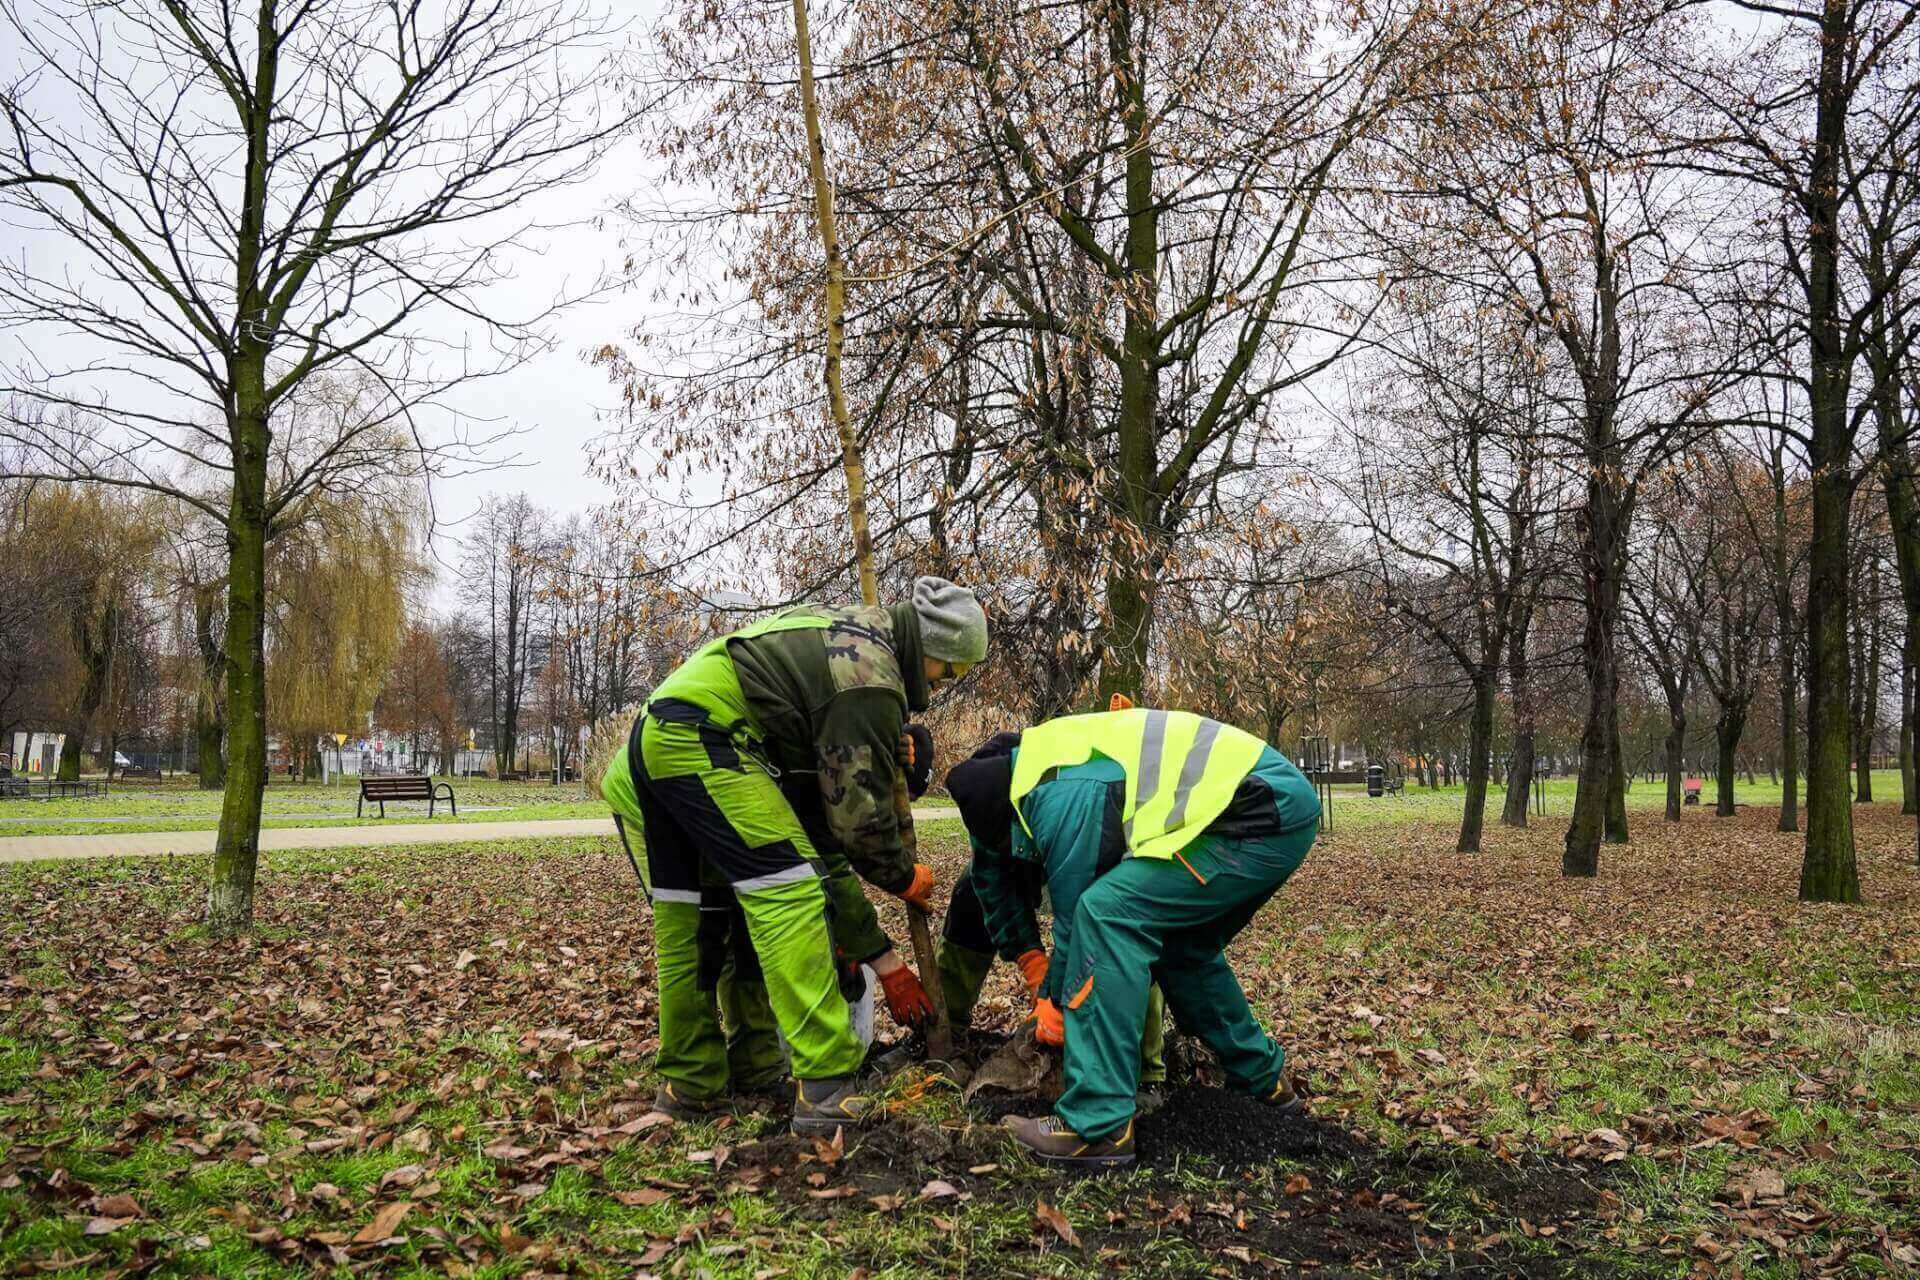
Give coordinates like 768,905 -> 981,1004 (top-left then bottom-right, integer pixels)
912,576 -> 988,664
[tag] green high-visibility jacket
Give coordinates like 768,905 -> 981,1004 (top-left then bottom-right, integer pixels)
1011,709 -> 1269,862
976,711 -> 1318,1003
601,603 -> 929,962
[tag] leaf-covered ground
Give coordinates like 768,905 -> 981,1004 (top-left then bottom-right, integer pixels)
1,801 -> 1916,1278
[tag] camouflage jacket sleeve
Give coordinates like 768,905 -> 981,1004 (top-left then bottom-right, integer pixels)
816,685 -> 914,892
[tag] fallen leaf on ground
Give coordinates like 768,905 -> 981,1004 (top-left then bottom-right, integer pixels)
1035,1199 -> 1080,1248
351,1200 -> 411,1244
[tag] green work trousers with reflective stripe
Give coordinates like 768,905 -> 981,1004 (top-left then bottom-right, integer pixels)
633,712 -> 866,1095
1053,822 -> 1315,1141
651,902 -> 788,1095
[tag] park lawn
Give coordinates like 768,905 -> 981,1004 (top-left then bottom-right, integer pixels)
1313,769 -> 1906,833
0,812 -> 1915,1278
0,779 -> 606,838
2,770 -> 1887,840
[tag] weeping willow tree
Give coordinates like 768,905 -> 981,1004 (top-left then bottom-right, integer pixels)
267,483 -> 426,778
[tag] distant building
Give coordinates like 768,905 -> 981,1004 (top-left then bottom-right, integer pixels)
3,731 -> 65,776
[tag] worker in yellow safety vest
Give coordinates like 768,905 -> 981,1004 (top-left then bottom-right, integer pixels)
944,709 -> 1321,1168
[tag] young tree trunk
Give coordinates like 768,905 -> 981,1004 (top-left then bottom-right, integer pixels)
1902,647 -> 1915,815
195,697 -> 226,789
1605,695 -> 1629,843
1853,561 -> 1880,803
193,583 -> 226,789
1663,708 -> 1686,822
1716,713 -> 1744,817
1458,671 -> 1496,853
1502,729 -> 1534,828
208,402 -> 272,936
1097,25 -> 1160,706
789,0 -> 949,1058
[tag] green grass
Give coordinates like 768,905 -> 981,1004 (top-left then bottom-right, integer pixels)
0,776 -> 606,836
1315,768 -> 1899,831
0,802 -> 1915,1276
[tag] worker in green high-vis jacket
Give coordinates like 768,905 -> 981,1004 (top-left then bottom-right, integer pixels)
598,578 -> 987,1136
944,709 -> 1321,1168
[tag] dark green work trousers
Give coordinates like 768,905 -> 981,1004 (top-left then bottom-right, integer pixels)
1054,822 -> 1315,1141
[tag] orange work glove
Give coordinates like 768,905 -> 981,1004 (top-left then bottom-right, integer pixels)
894,863 -> 937,912
1015,949 -> 1049,997
1031,997 -> 1064,1047
877,964 -> 935,1028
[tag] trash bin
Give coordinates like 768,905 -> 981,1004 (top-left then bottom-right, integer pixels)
1367,763 -> 1385,798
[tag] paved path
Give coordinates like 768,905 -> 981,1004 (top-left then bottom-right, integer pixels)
0,807 -> 511,825
0,810 -> 959,865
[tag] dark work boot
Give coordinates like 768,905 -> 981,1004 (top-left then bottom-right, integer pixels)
651,1081 -> 728,1121
790,1076 -> 871,1137
1004,1114 -> 1135,1169
1261,1077 -> 1306,1117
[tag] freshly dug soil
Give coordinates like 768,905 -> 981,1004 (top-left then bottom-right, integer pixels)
703,1081 -> 1617,1276
1134,1083 -> 1374,1167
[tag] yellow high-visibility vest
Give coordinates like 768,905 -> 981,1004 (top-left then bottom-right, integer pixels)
1009,709 -> 1267,860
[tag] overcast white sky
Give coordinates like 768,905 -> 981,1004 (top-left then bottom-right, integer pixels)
0,0 -> 675,602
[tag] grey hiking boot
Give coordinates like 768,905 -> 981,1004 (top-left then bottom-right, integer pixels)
1261,1077 -> 1306,1117
650,1082 -> 728,1121
1004,1113 -> 1135,1169
790,1076 -> 871,1137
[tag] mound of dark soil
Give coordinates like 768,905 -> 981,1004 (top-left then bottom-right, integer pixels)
1134,1083 -> 1374,1168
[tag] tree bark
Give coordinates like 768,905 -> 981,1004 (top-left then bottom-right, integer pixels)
1098,5 -> 1160,706
1503,730 -> 1534,828
1563,609 -> 1613,876
1716,712 -> 1744,817
1605,689 -> 1629,843
193,582 -> 226,789
1663,709 -> 1686,822
1797,0 -> 1862,903
1852,556 -> 1880,803
1458,671 -> 1495,853
1902,648 -> 1915,815
1501,595 -> 1536,828
1777,548 -> 1800,832
208,403 -> 271,937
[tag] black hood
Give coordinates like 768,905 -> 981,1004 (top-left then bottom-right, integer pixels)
943,731 -> 1022,853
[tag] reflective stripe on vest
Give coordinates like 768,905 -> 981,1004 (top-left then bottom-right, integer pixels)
1009,709 -> 1267,861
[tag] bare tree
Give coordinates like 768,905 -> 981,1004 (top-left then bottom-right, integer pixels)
1673,0 -> 1920,900
1345,299 -> 1551,852
1623,476 -> 1708,823
1378,0 -> 1741,876
1,0 -> 622,931
461,494 -> 551,778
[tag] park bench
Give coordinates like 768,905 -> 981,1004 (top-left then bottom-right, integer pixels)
356,774 -> 458,818
0,778 -> 108,800
118,766 -> 162,781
